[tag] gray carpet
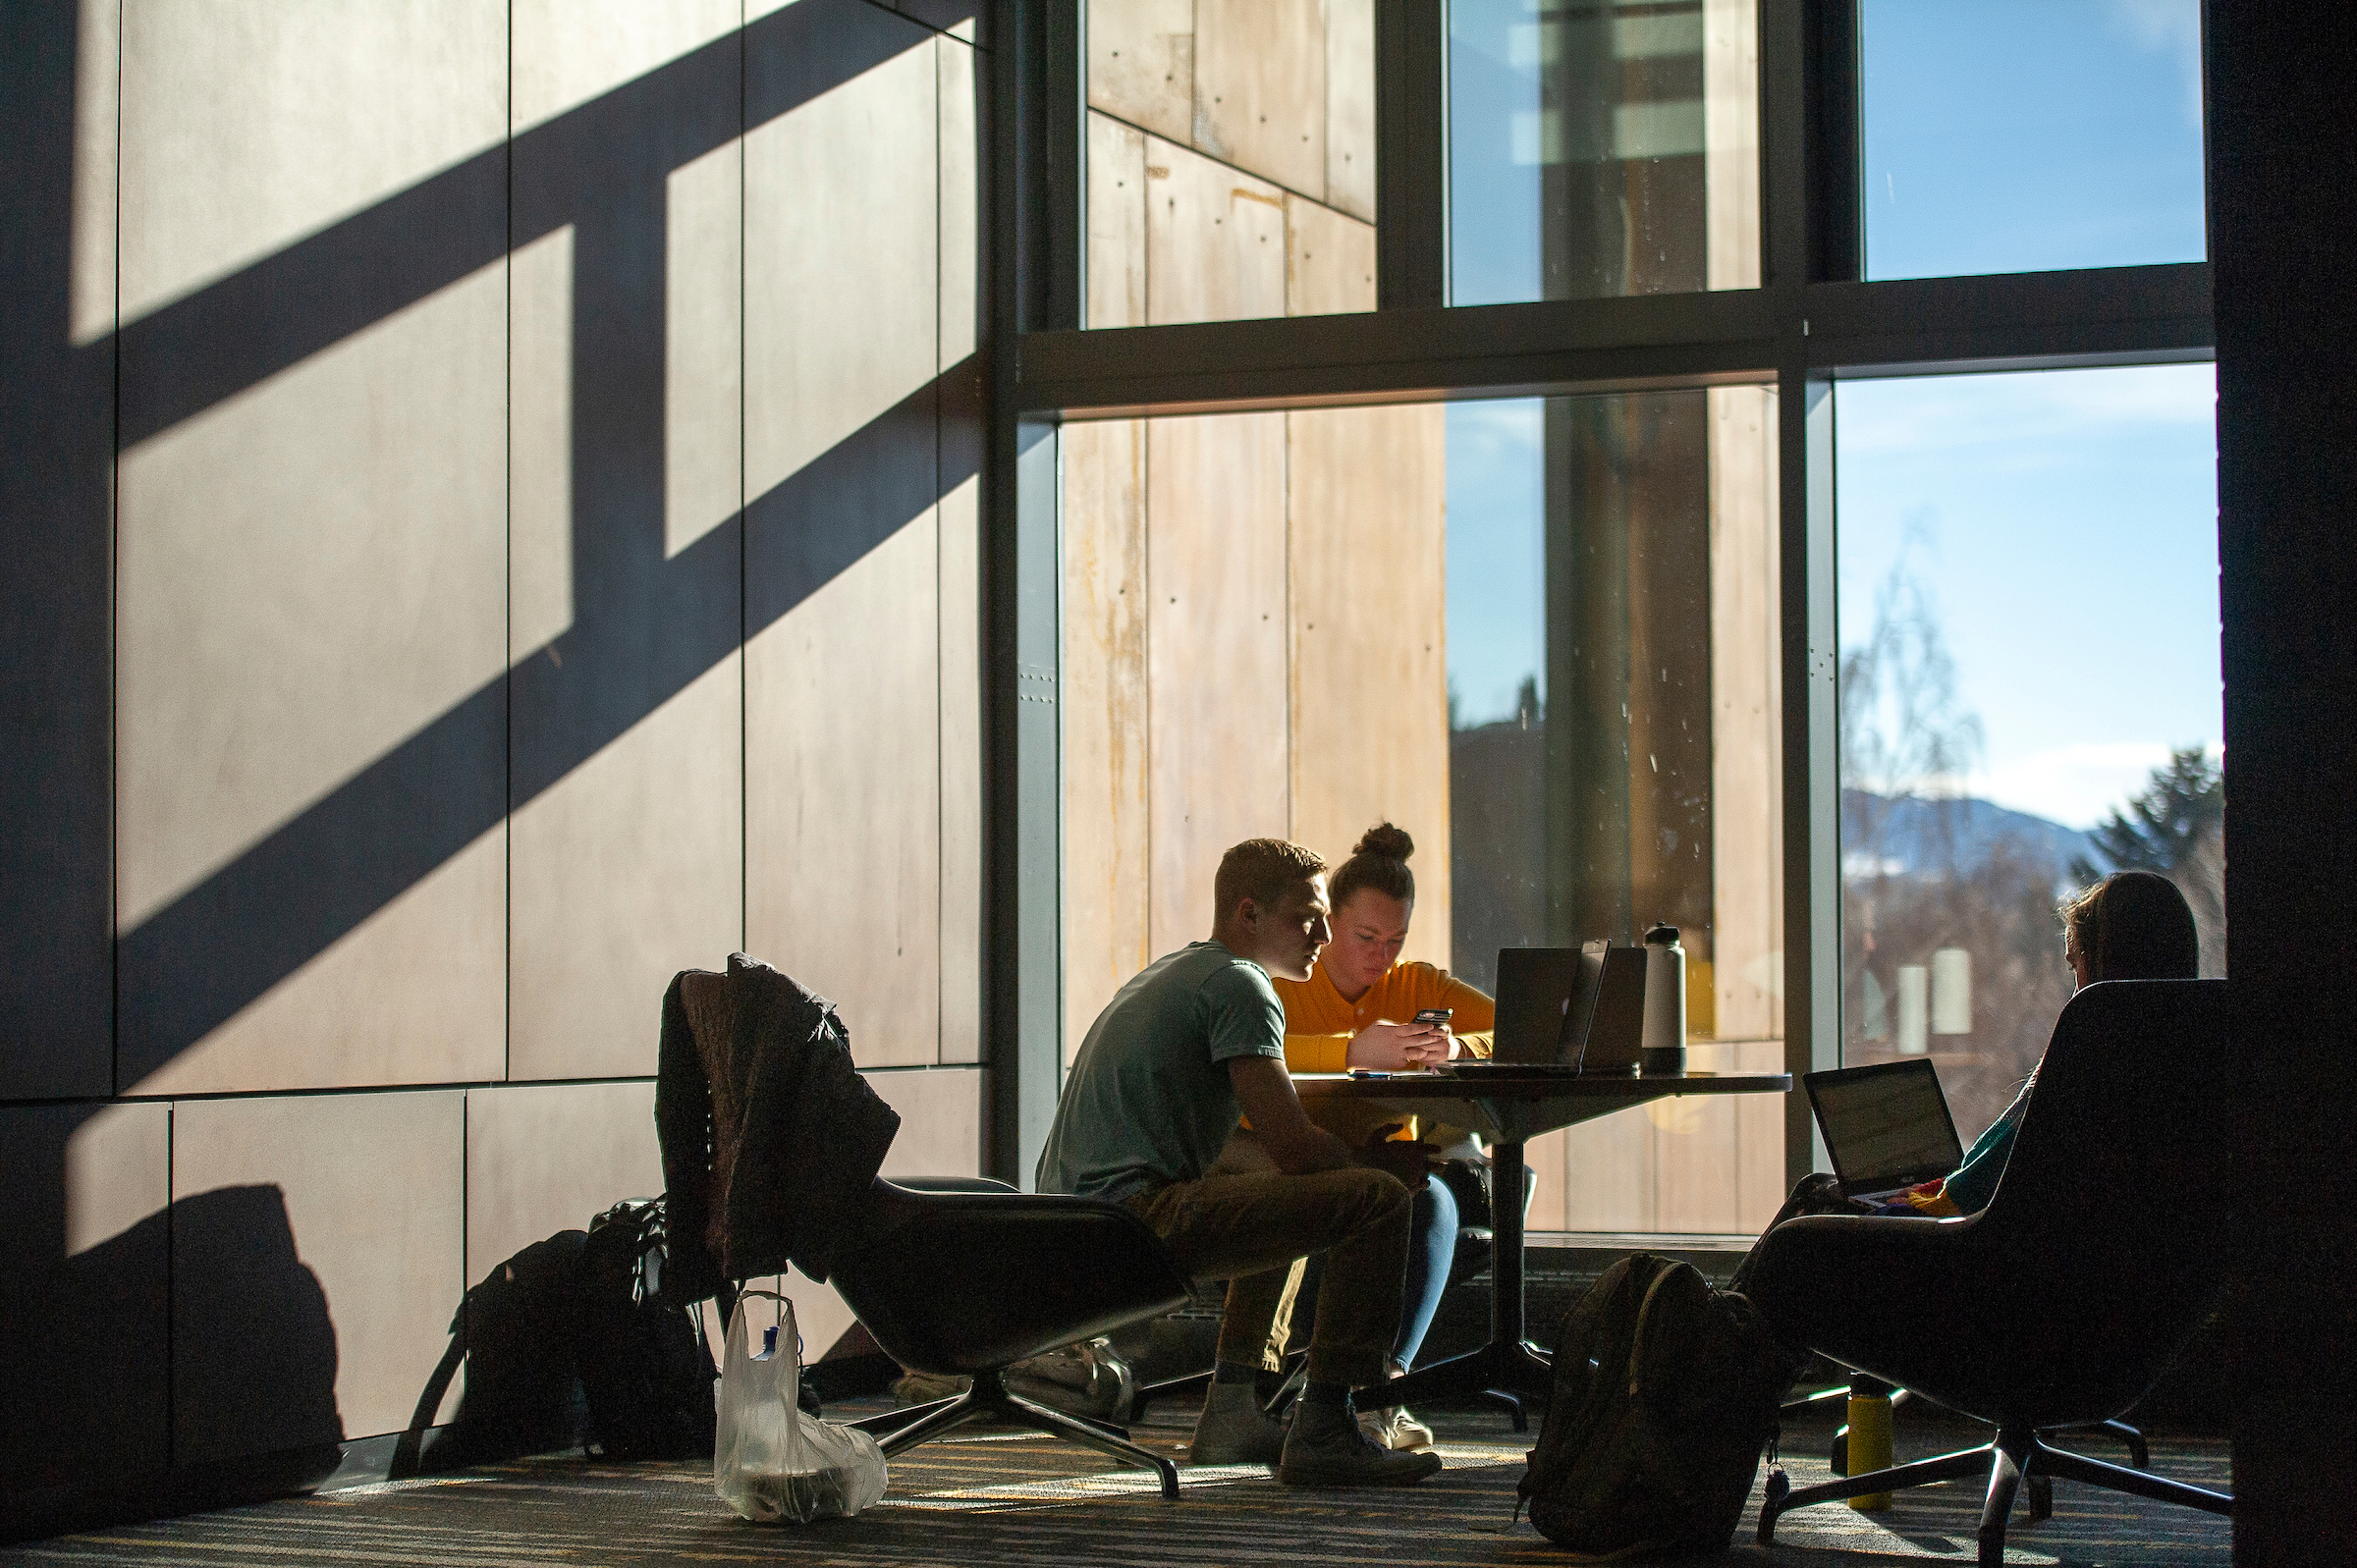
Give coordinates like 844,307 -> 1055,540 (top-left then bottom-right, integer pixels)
4,1400 -> 2231,1567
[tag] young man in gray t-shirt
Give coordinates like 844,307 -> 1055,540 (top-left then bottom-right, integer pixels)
1036,838 -> 1442,1487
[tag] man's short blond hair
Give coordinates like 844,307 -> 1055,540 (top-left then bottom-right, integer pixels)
1214,838 -> 1328,920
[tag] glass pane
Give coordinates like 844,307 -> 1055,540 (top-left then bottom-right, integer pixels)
1083,0 -> 1376,327
1457,389 -> 1783,1234
1862,0 -> 2207,280
1060,388 -> 1784,1236
1449,0 -> 1761,305
1836,364 -> 2222,1146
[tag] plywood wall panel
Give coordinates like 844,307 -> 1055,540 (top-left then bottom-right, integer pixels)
0,1105 -> 171,1524
1709,385 -> 1781,1041
1284,195 -> 1377,318
509,659 -> 742,1081
744,30 -> 937,501
1192,0 -> 1325,197
1145,136 -> 1287,326
1064,419 -> 1153,1058
466,1081 -> 664,1277
173,1092 -> 466,1454
867,1065 -> 986,1178
1287,406 -> 1451,964
1323,0 -> 1376,220
940,476 -> 985,1064
1524,1128 -> 1569,1232
1086,0 -> 1195,142
939,36 -> 980,368
746,511 -> 943,1067
117,255 -> 510,1096
1147,412 -> 1290,955
1087,112 -> 1149,330
507,71 -> 744,1081
512,0 -> 740,134
116,0 -> 505,325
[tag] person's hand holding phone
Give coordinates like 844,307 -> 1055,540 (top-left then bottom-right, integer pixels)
1346,1016 -> 1449,1069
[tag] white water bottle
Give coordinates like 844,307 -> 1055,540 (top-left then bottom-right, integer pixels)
1641,924 -> 1686,1074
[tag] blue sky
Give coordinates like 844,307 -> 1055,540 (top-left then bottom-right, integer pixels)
1441,0 -> 2215,830
1835,364 -> 2220,828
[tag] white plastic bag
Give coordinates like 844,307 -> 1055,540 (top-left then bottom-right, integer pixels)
714,1289 -> 888,1523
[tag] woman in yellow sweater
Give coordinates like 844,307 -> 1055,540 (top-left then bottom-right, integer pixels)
1274,824 -> 1495,1449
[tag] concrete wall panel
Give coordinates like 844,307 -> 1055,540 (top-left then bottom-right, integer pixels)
1284,194 -> 1376,318
1286,406 -> 1451,964
1146,412 -> 1289,955
1323,0 -> 1375,221
1191,0 -> 1324,197
1087,112 -> 1149,330
1086,0 -> 1195,143
173,1091 -> 466,1456
1145,136 -> 1286,326
1063,419 -> 1153,1059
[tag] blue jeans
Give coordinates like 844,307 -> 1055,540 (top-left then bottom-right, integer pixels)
1295,1172 -> 1457,1373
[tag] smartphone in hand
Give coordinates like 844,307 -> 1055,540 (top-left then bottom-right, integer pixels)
1412,1007 -> 1453,1026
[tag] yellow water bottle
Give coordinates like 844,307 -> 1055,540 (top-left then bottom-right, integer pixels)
1845,1376 -> 1893,1511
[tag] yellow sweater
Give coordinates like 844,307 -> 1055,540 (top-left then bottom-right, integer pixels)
1273,960 -> 1497,1073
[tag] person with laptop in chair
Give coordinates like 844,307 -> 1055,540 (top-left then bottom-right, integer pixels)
1270,823 -> 1495,1453
1035,838 -> 1444,1487
1732,869 -> 2201,1295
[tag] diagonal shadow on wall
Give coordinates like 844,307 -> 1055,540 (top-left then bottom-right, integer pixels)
104,0 -> 983,1087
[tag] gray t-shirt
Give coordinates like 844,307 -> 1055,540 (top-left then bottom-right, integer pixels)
1034,941 -> 1288,1203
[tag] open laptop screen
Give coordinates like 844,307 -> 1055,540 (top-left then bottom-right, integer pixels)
1803,1058 -> 1966,1197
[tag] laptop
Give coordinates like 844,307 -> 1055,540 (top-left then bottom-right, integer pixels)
1802,1058 -> 1966,1199
1453,942 -> 1651,1075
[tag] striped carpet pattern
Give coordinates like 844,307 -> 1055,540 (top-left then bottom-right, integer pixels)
6,1403 -> 2230,1567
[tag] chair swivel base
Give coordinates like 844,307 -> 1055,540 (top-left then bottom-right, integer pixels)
1356,1338 -> 1551,1431
1757,1422 -> 2230,1568
846,1369 -> 1180,1499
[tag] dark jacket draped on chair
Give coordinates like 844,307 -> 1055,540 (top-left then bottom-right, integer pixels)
656,953 -> 900,1300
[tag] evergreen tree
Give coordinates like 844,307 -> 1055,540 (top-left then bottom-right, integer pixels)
2069,746 -> 2223,885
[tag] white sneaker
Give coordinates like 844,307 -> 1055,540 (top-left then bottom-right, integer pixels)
1357,1404 -> 1436,1452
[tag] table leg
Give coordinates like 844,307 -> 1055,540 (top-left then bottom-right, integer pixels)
1355,1139 -> 1553,1411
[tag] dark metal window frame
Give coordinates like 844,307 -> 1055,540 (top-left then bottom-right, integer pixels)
983,0 -> 2215,1190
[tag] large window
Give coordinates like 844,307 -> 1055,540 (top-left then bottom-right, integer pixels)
1447,388 -> 1784,1233
1835,364 -> 2222,1140
1027,3 -> 2216,1225
1861,0 -> 2207,280
1449,0 -> 1761,303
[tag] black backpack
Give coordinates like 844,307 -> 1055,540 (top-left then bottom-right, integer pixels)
1516,1255 -> 1801,1559
576,1198 -> 721,1461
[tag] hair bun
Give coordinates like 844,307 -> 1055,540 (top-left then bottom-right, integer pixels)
1353,822 -> 1414,862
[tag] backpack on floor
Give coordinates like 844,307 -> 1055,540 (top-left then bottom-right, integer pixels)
1516,1254 -> 1801,1560
577,1198 -> 720,1461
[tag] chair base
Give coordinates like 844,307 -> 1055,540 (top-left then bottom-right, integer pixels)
845,1370 -> 1180,1500
1757,1423 -> 2230,1568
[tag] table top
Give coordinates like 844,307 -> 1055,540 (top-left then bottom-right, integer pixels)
1292,1067 -> 1791,1142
